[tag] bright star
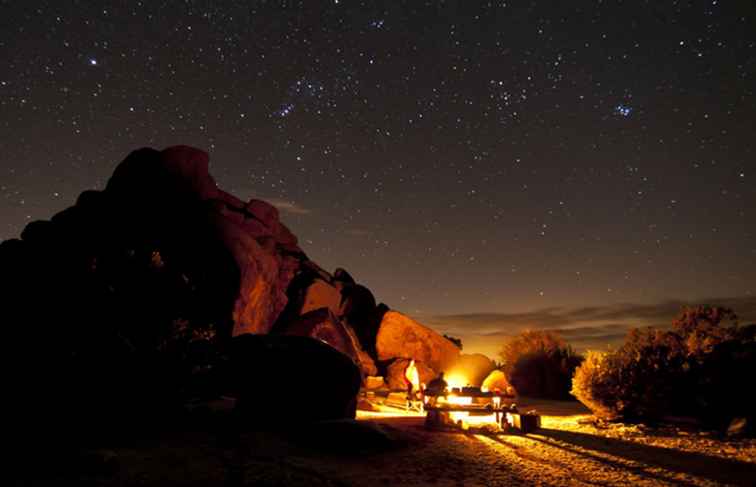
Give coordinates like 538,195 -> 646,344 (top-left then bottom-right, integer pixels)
88,58 -> 98,66
615,104 -> 632,117
274,103 -> 295,118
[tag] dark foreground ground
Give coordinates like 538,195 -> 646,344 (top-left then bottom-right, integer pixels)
14,398 -> 756,487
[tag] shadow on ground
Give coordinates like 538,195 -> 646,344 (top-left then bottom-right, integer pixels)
531,428 -> 756,485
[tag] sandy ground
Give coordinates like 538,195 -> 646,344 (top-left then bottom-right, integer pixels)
19,398 -> 756,486
346,399 -> 756,487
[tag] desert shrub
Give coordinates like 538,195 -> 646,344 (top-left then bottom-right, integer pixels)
570,351 -> 617,419
444,334 -> 463,350
499,330 -> 583,399
572,306 -> 756,426
571,328 -> 687,420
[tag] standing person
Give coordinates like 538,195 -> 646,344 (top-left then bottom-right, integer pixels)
425,372 -> 448,407
426,372 -> 448,396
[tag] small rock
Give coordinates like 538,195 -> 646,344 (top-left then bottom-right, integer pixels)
727,417 -> 748,437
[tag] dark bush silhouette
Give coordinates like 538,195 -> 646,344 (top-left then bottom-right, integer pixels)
572,306 -> 756,428
499,330 -> 583,399
443,334 -> 463,350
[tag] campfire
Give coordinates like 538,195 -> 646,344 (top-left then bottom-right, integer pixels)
407,363 -> 516,431
425,383 -> 515,431
360,360 -> 539,433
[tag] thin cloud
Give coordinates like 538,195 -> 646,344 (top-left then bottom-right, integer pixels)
265,198 -> 312,215
222,186 -> 313,216
422,295 -> 756,355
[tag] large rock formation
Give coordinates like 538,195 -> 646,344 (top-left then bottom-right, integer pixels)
0,145 -> 469,433
376,311 -> 461,373
103,145 -> 304,337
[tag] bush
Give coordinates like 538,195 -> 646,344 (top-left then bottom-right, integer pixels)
571,351 -> 617,419
499,330 -> 583,399
571,306 -> 756,426
571,328 -> 687,420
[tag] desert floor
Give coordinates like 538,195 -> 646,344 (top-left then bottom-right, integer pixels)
18,398 -> 756,486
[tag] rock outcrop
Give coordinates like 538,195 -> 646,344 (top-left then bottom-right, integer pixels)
0,144 -> 473,433
376,311 -> 461,373
215,196 -> 304,336
104,145 -> 304,337
283,308 -> 377,377
299,279 -> 343,316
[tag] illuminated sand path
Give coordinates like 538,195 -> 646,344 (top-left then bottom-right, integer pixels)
341,400 -> 756,487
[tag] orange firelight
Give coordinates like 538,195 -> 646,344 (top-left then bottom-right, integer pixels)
405,359 -> 421,392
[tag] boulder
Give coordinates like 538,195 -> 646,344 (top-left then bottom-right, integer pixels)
229,334 -> 361,423
300,279 -> 342,316
727,417 -> 750,437
364,376 -> 386,390
106,146 -> 218,202
217,213 -> 301,335
333,267 -> 356,287
213,196 -> 304,335
341,288 -> 384,356
385,358 -> 436,391
282,308 -> 377,377
376,311 -> 460,372
446,353 -> 497,387
245,198 -> 299,247
340,283 -> 377,324
481,369 -> 517,397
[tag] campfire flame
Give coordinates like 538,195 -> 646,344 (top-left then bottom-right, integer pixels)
445,373 -> 468,390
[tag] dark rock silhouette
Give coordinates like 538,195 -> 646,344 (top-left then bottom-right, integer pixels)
0,145 -> 463,440
282,308 -> 377,377
332,267 -> 356,287
229,334 -> 361,423
2,146 -> 244,439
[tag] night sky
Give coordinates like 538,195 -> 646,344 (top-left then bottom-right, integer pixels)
2,1 -> 755,357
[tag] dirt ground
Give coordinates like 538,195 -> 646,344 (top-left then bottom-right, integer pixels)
18,398 -> 756,486
349,399 -> 756,486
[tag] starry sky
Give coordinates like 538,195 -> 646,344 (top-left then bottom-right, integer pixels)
2,1 -> 755,358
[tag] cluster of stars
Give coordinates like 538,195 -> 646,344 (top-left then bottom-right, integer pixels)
0,0 -> 754,330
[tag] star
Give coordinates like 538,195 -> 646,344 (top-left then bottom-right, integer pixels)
615,104 -> 632,117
